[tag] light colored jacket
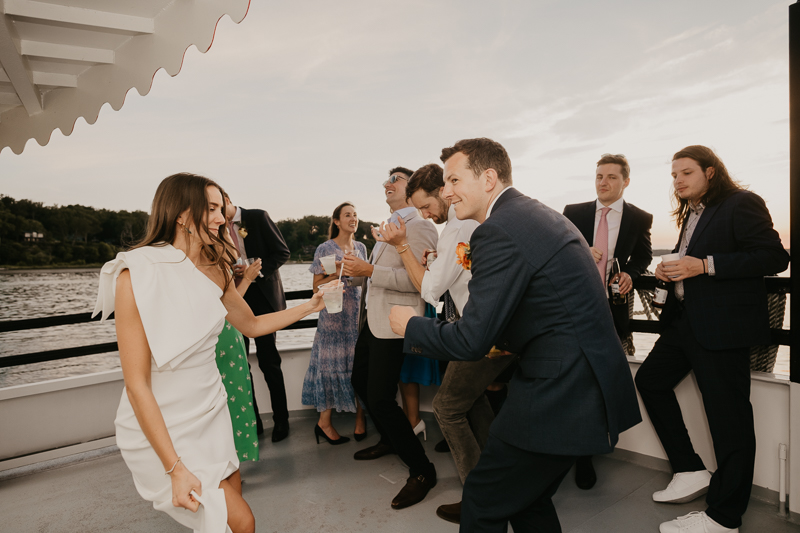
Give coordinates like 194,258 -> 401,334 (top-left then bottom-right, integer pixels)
352,209 -> 438,339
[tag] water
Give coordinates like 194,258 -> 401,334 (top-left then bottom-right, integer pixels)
0,259 -> 791,388
0,264 -> 318,388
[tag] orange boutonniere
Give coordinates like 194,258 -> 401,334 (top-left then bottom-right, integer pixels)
455,242 -> 472,270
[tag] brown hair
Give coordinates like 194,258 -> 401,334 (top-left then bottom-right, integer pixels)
440,138 -> 512,185
134,172 -> 235,291
670,145 -> 745,228
596,153 -> 630,180
405,163 -> 444,201
329,202 -> 355,239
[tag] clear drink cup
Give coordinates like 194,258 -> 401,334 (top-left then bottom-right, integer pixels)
319,255 -> 337,275
318,281 -> 344,314
236,256 -> 264,278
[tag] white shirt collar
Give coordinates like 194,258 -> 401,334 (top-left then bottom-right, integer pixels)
231,206 -> 242,224
595,197 -> 624,213
446,204 -> 457,223
485,186 -> 514,219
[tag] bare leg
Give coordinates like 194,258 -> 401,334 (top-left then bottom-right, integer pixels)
399,382 -> 421,427
221,472 -> 255,533
355,398 -> 367,435
317,408 -> 341,440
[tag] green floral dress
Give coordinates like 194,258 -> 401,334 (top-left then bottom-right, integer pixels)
215,320 -> 259,462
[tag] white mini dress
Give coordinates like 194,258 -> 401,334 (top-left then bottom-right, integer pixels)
94,244 -> 239,533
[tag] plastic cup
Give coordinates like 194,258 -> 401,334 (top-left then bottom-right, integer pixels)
661,253 -> 681,262
237,257 -> 264,278
320,255 -> 337,275
318,281 -> 344,314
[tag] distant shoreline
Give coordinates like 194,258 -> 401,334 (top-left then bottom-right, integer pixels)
0,261 -> 314,275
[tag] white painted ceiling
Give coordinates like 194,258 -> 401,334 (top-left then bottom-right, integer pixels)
0,0 -> 250,154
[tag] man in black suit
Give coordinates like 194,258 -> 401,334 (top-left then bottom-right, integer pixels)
563,153 -> 653,490
635,146 -> 789,533
389,138 -> 641,532
225,195 -> 292,442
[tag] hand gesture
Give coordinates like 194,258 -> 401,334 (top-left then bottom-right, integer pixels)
170,460 -> 202,513
589,247 -> 603,264
342,254 -> 374,277
243,258 -> 262,282
658,256 -> 704,282
308,289 -> 326,312
372,217 -> 407,247
389,305 -> 418,337
610,271 -> 633,295
233,263 -> 246,278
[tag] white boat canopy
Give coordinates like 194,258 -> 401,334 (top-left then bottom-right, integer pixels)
0,0 -> 250,155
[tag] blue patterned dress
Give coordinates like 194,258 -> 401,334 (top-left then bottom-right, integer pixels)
301,239 -> 367,412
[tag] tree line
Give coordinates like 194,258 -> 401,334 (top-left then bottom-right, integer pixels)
0,196 -> 378,267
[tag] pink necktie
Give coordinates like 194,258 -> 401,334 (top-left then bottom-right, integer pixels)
229,222 -> 241,252
595,207 -> 611,284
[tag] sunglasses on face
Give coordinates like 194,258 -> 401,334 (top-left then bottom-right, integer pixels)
383,174 -> 407,187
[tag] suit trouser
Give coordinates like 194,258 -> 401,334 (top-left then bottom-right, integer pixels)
350,323 -> 435,478
243,292 -> 289,424
432,354 -> 516,484
634,311 -> 754,529
461,435 -> 576,533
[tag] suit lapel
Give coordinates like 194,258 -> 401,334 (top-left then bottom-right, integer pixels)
686,203 -> 720,255
372,210 -> 419,264
577,202 -> 595,245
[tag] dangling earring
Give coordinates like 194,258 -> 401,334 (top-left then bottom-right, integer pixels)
178,221 -> 192,235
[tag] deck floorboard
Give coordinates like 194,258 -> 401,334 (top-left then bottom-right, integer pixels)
1,414 -> 798,532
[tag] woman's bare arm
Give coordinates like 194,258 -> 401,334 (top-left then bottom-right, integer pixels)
115,270 -> 202,512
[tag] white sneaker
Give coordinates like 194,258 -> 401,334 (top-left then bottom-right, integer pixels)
659,511 -> 738,532
653,470 -> 712,503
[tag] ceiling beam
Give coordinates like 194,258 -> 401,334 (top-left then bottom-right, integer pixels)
0,13 -> 41,114
4,0 -> 155,34
0,70 -> 77,87
0,91 -> 20,105
20,40 -> 114,64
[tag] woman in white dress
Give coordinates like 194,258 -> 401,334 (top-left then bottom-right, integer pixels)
94,173 -> 324,533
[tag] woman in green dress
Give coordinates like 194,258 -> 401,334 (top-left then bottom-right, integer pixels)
215,254 -> 263,462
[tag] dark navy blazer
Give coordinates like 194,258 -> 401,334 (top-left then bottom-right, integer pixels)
404,188 -> 641,456
660,190 -> 790,350
240,208 -> 291,313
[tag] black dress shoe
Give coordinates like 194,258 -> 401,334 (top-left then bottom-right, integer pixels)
391,473 -> 437,509
271,420 -> 289,443
436,501 -> 461,524
434,438 -> 450,453
575,455 -> 597,490
353,442 -> 394,460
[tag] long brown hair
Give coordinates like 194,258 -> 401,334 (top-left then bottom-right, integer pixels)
134,173 -> 236,291
329,202 -> 355,239
671,145 -> 745,228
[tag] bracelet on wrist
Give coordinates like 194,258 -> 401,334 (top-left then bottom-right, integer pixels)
165,457 -> 181,475
396,243 -> 411,254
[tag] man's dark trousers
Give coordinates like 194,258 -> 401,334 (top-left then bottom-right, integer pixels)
243,289 -> 289,426
635,309 -> 754,529
351,323 -> 435,478
461,435 -> 576,533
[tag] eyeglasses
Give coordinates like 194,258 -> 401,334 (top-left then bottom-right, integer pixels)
383,174 -> 407,187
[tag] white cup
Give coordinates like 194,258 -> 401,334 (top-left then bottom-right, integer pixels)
320,255 -> 337,275
661,253 -> 681,262
318,281 -> 344,313
236,256 -> 264,278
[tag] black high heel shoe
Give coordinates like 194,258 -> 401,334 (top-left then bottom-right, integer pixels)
354,427 -> 368,442
315,424 -> 350,445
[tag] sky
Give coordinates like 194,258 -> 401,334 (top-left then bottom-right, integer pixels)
0,0 -> 793,249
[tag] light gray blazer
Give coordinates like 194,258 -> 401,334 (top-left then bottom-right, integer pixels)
352,209 -> 438,339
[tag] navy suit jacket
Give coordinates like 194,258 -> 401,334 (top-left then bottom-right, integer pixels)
562,200 -> 653,337
660,190 -> 789,350
240,207 -> 291,313
404,188 -> 641,456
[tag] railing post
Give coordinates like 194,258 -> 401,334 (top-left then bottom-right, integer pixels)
791,1 -> 800,383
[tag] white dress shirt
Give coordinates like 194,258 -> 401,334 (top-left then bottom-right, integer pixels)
592,197 -> 624,281
229,206 -> 248,259
420,205 -> 479,315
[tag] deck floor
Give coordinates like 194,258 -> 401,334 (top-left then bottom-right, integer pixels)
1,413 -> 798,533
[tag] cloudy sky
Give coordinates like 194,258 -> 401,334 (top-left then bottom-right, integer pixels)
0,0 -> 792,248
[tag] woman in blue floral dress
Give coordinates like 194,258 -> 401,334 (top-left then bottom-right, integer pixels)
301,202 -> 368,444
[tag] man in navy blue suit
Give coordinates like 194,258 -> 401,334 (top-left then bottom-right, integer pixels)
389,138 -> 641,532
635,146 -> 789,533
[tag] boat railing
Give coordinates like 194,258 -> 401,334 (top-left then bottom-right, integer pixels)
0,278 -> 791,372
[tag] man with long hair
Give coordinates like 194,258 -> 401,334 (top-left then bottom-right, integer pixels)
635,146 -> 790,533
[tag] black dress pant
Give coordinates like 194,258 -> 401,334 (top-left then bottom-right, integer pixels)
635,311 -> 755,529
243,291 -> 289,425
350,323 -> 435,478
461,435 -> 576,533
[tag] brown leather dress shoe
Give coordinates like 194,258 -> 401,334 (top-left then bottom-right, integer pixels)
391,474 -> 437,509
436,501 -> 461,524
353,442 -> 395,460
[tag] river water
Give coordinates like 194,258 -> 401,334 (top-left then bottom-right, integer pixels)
0,261 -> 790,388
